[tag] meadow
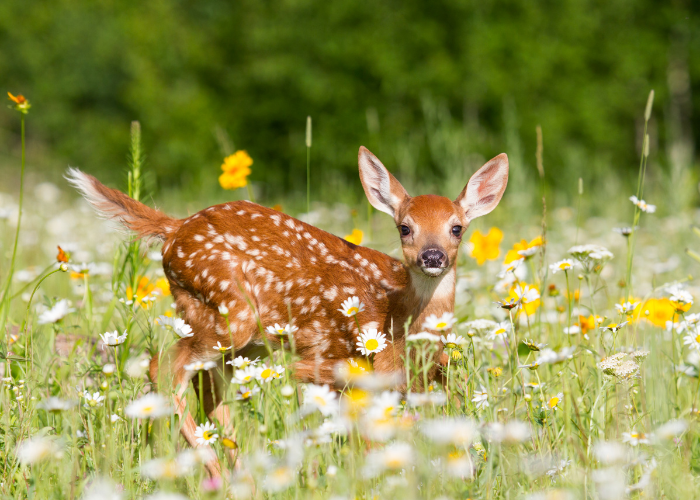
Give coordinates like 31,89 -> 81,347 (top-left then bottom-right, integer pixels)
2,91 -> 700,500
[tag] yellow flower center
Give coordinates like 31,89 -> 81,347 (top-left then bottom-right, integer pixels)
365,339 -> 379,351
203,430 -> 214,440
436,321 -> 447,329
314,395 -> 327,407
142,406 -> 153,414
347,307 -> 359,315
548,397 -> 559,408
276,329 -> 285,334
242,391 -> 251,399
446,342 -> 456,349
260,368 -> 272,379
494,328 -> 506,336
385,457 -> 403,468
559,263 -> 570,270
696,335 -> 700,344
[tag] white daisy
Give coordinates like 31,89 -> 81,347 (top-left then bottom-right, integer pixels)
629,195 -> 656,213
232,366 -> 258,385
194,422 -> 219,446
125,393 -> 172,419
157,315 -> 194,338
422,312 -> 457,331
235,385 -> 260,401
363,442 -> 414,477
37,397 -> 75,412
338,296 -> 365,317
615,301 -> 639,315
683,331 -> 700,350
406,332 -> 441,343
356,329 -> 388,355
212,341 -> 231,353
265,323 -> 299,337
421,418 -> 477,446
440,333 -> 467,349
487,321 -> 511,341
16,436 -> 61,465
549,259 -> 576,274
303,384 -> 338,416
100,330 -> 127,348
545,392 -> 564,411
464,319 -> 497,337
622,430 -> 649,446
471,385 -> 489,409
226,356 -> 257,369
218,305 -> 229,315
83,391 -> 105,408
258,364 -> 285,382
38,299 -> 75,325
184,361 -> 217,372
368,391 -> 401,419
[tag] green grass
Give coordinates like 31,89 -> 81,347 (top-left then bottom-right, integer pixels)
1,98 -> 700,500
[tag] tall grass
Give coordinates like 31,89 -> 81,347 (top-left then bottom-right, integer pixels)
0,93 -> 699,500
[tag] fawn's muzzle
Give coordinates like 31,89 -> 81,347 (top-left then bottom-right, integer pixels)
419,248 -> 447,270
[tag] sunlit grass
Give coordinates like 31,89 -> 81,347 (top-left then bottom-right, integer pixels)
1,91 -> 700,499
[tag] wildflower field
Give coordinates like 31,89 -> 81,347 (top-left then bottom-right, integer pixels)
2,91 -> 700,500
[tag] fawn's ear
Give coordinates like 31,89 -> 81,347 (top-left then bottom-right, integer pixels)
358,146 -> 409,218
455,153 -> 509,222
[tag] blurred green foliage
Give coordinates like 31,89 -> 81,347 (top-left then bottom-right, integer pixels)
0,0 -> 698,203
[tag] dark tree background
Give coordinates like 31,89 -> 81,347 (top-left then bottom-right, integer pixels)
0,0 -> 697,203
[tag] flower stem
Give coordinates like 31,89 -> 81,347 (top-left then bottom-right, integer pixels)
1,114 -> 26,329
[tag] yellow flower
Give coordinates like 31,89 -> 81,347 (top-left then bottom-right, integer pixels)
504,235 -> 544,265
468,227 -> 503,265
344,229 -> 363,246
643,298 -> 676,328
508,282 -> 540,316
126,276 -> 170,308
219,150 -> 253,190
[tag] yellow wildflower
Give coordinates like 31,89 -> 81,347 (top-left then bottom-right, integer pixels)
504,235 -> 544,264
219,150 -> 253,190
344,229 -> 363,246
643,298 -> 676,328
508,282 -> 540,316
468,227 -> 503,265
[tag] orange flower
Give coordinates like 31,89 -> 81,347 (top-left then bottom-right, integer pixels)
578,315 -> 602,334
504,235 -> 544,264
56,246 -> 69,263
344,229 -> 363,246
8,92 -> 26,104
643,298 -> 676,328
7,92 -> 30,113
468,227 -> 503,265
219,150 -> 253,190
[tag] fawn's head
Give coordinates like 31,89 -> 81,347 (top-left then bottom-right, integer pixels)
358,146 -> 509,278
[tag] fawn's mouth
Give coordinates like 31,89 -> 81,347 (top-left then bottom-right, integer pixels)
419,266 -> 447,277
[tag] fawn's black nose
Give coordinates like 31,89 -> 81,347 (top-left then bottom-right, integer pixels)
419,248 -> 447,269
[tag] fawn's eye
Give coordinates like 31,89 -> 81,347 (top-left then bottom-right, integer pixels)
400,225 -> 411,236
452,225 -> 463,237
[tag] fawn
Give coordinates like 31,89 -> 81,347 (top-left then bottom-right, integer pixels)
67,146 -> 508,473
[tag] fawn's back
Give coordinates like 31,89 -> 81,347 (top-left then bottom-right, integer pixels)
162,200 -> 408,366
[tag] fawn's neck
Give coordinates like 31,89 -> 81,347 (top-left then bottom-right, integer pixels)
390,265 -> 456,335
